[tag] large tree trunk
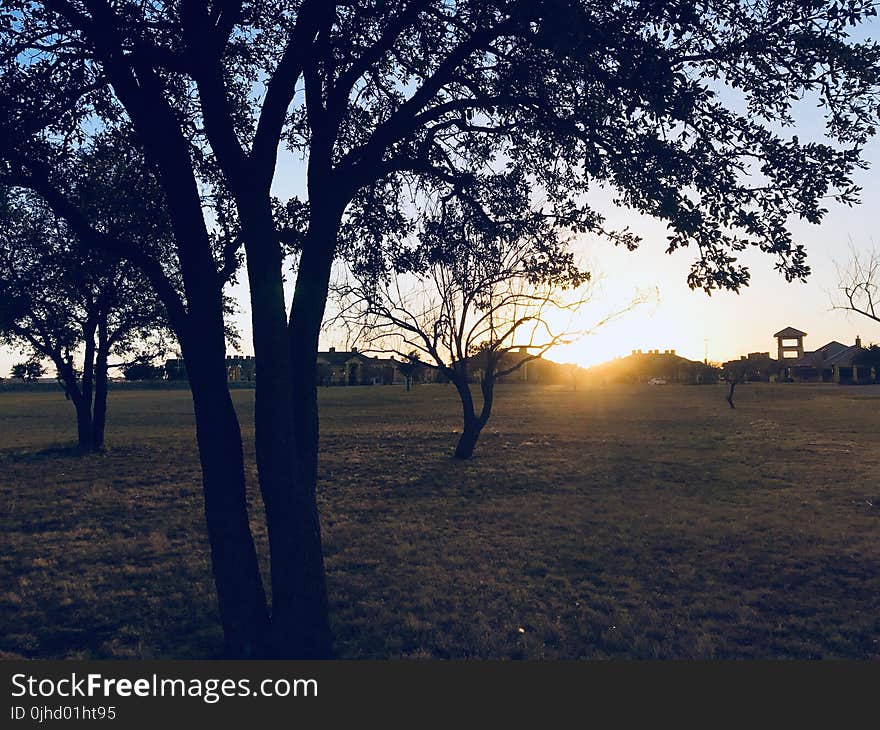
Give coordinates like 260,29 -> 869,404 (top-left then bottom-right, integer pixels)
73,394 -> 94,452
137,130 -> 272,656
239,195 -> 331,659
91,318 -> 109,450
279,216 -> 337,659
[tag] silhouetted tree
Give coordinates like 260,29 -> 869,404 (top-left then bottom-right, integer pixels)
725,371 -> 744,409
395,350 -> 423,392
336,196 -> 594,458
722,356 -> 760,408
2,0 -> 879,657
122,359 -> 166,381
854,343 -> 880,370
10,360 -> 45,381
0,184 -> 170,450
721,353 -> 780,406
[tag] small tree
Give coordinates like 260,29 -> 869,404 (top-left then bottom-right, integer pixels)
723,361 -> 747,409
337,198 -> 596,458
122,359 -> 166,381
395,351 -> 423,392
854,344 -> 880,372
10,360 -> 45,381
0,186 -> 170,450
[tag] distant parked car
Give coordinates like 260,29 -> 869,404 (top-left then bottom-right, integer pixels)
648,378 -> 667,385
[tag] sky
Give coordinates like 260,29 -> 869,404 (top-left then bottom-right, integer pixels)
545,155 -> 880,368
3,18 -> 880,376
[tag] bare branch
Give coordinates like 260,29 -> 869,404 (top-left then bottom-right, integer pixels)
833,242 -> 880,325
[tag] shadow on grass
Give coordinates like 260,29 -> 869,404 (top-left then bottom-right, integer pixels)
1,444 -> 98,463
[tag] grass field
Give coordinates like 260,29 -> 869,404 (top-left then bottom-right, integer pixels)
1,381 -> 879,659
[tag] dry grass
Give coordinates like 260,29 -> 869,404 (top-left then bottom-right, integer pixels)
1,381 -> 879,659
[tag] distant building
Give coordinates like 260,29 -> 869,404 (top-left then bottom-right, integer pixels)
463,346 -> 538,383
782,335 -> 872,383
631,349 -> 677,356
588,349 -> 719,384
164,357 -> 186,380
722,326 -> 876,384
225,355 -> 255,382
721,351 -> 780,382
164,355 -> 255,382
439,346 -> 572,385
316,347 -> 427,386
774,326 -> 807,362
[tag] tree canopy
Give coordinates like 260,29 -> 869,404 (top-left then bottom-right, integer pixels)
0,143 -> 172,449
339,190 -> 589,357
2,2 -> 879,290
9,360 -> 45,380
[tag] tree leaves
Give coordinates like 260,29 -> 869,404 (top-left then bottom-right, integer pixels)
2,0 -> 879,294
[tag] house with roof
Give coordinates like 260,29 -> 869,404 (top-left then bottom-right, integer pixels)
774,327 -> 873,383
721,351 -> 780,382
316,347 -> 433,386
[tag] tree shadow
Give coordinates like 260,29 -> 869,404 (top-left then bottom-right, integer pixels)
2,444 -> 96,463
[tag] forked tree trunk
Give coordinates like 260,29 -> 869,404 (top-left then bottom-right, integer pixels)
240,199 -> 331,659
153,128 -> 324,656
53,354 -> 94,452
73,398 -> 93,450
280,219 -> 337,659
452,371 -> 492,459
455,416 -> 483,459
452,374 -> 495,459
52,342 -> 96,452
